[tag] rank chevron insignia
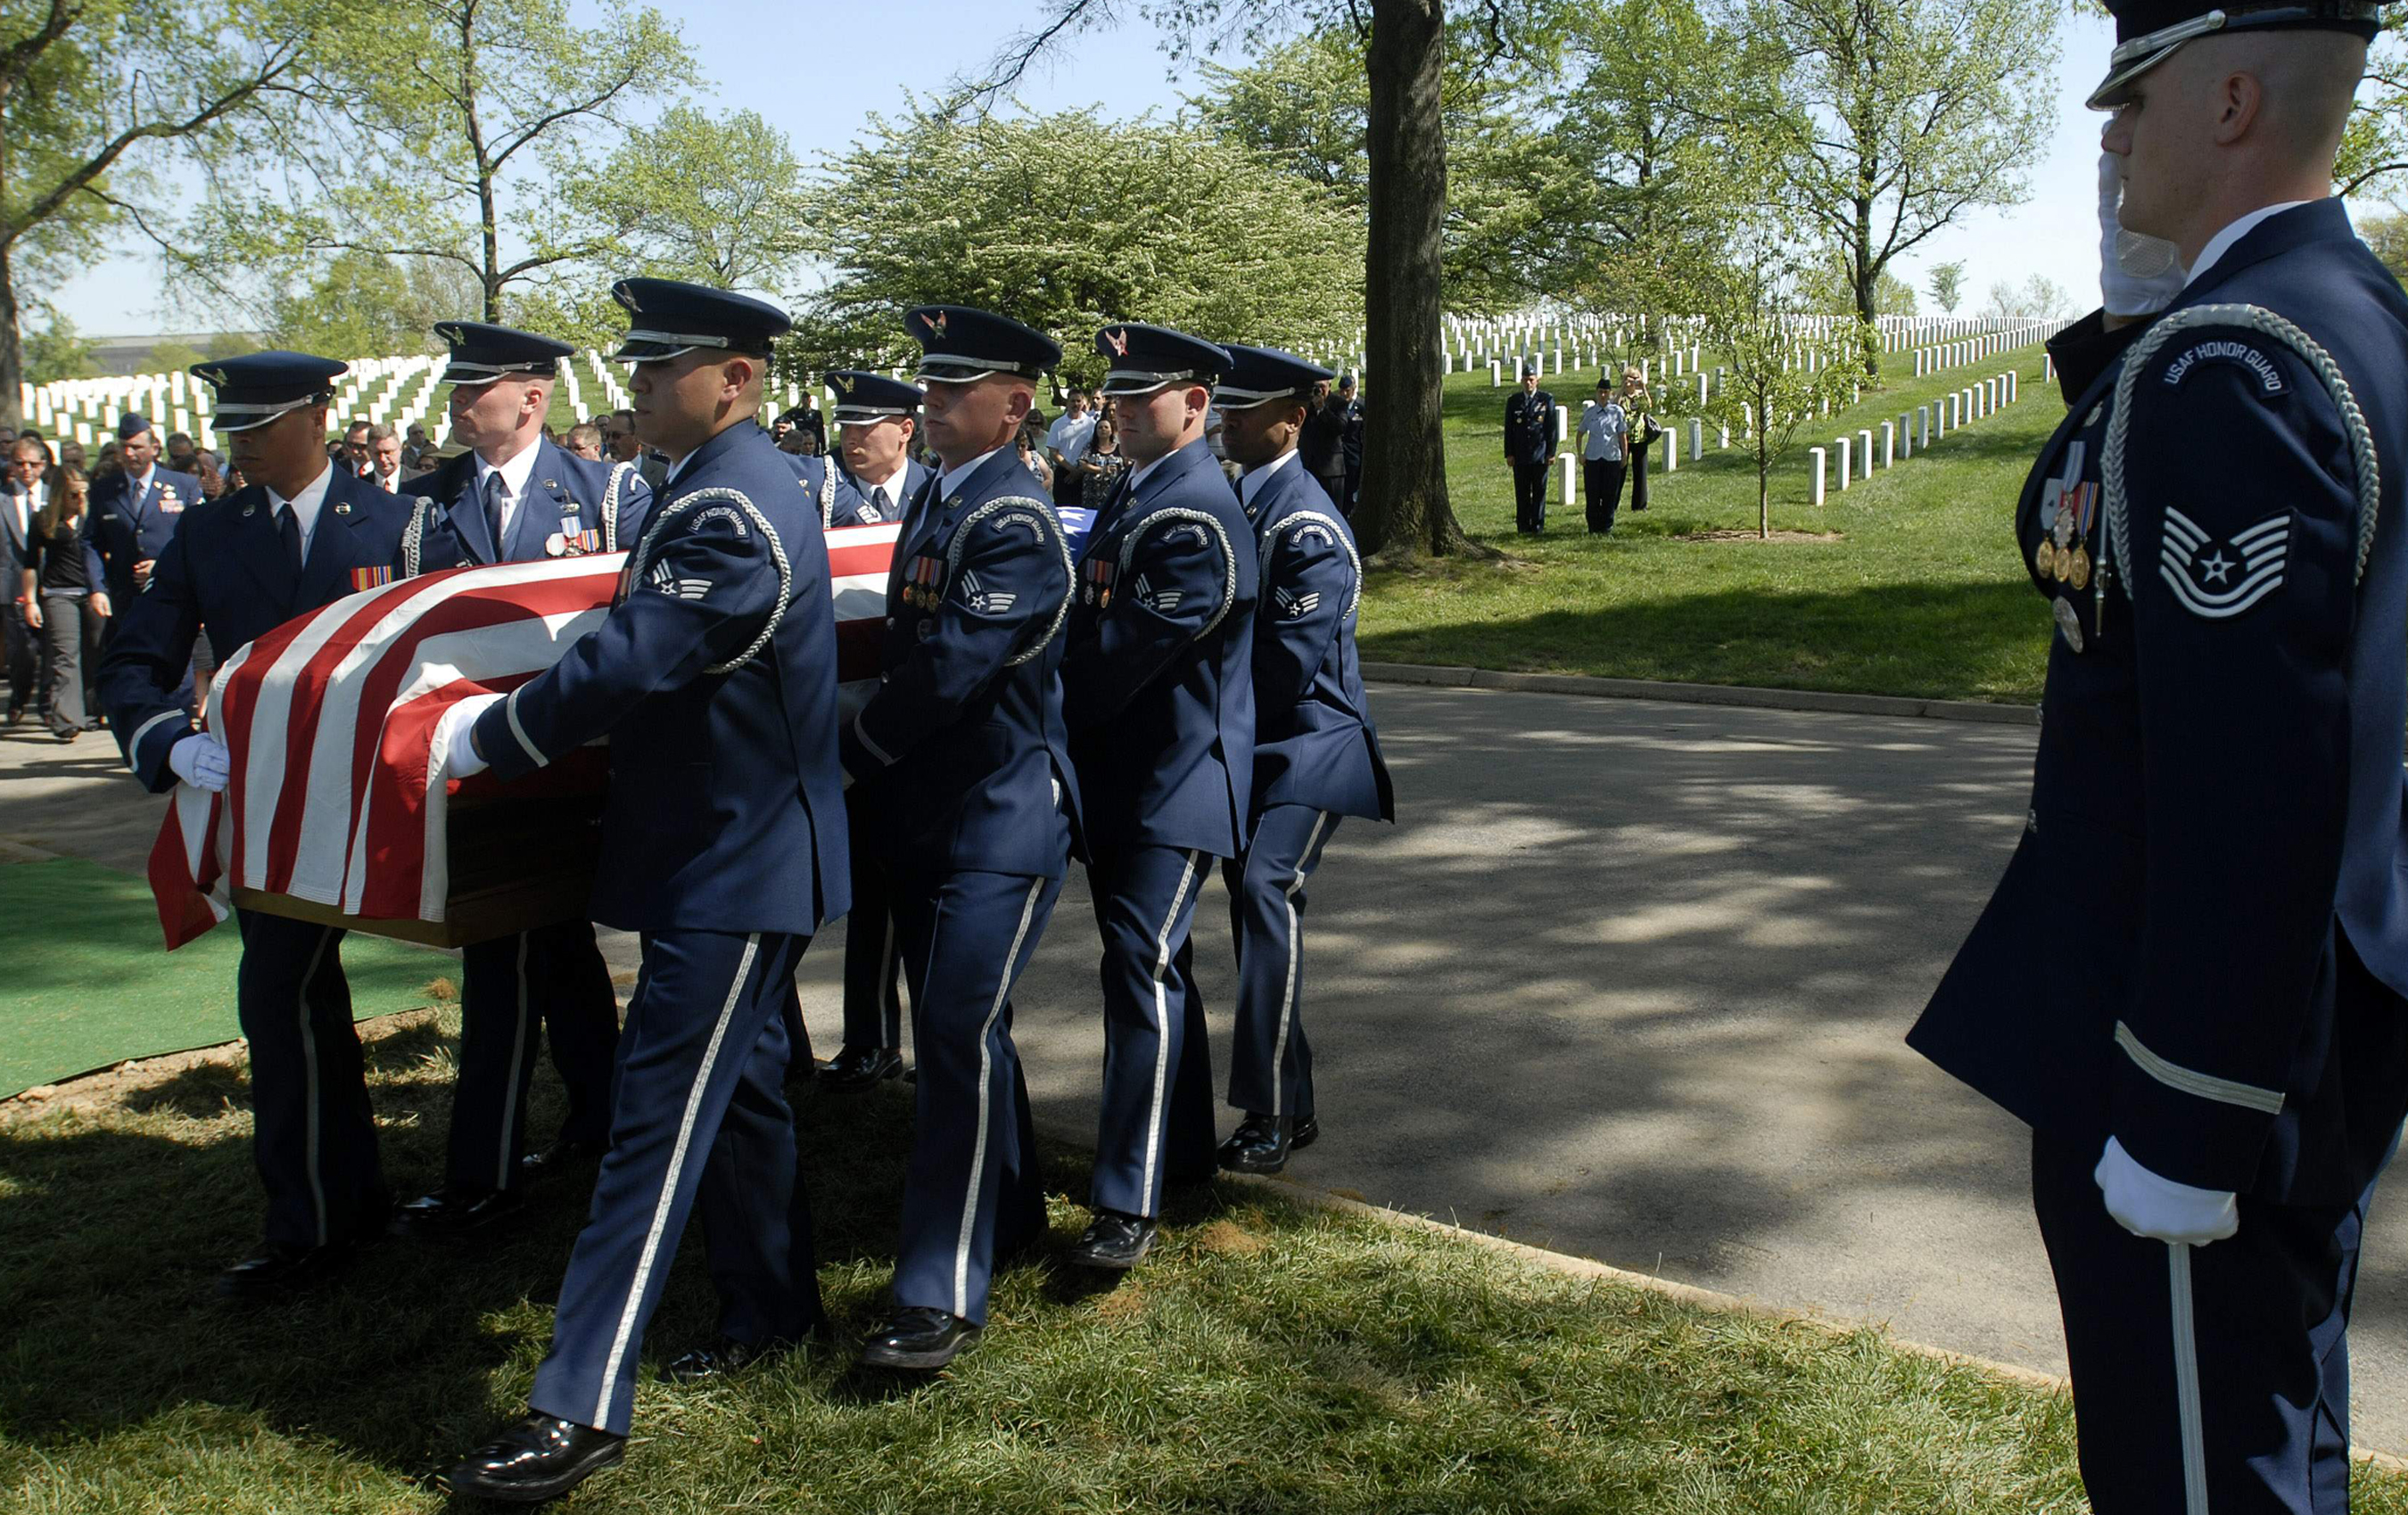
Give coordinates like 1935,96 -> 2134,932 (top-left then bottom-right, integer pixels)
1272,585 -> 1321,620
960,569 -> 1017,615
647,557 -> 712,601
2159,506 -> 2291,619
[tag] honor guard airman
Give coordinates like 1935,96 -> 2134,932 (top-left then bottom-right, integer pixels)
1907,7 -> 2408,1510
1210,346 -> 1393,1174
386,321 -> 656,1239
817,368 -> 934,1091
1059,324 -> 1256,1270
95,352 -> 416,1301
837,308 -> 1082,1369
441,280 -> 849,1503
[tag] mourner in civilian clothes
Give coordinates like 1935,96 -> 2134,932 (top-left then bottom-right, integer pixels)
1060,324 -> 1256,1270
1333,372 -> 1365,515
82,412 -> 202,636
1907,12 -> 2408,1511
1504,365 -> 1557,533
1212,346 -> 1393,1174
97,351 -> 416,1300
3,437 -> 45,724
1296,379 -> 1348,507
386,321 -> 655,1240
1043,388 -> 1096,512
366,424 -> 406,494
565,421 -> 605,461
1621,368 -> 1655,513
837,306 -> 1082,1370
1578,380 -> 1630,534
441,281 -> 849,1503
20,465 -> 110,740
342,419 -> 375,476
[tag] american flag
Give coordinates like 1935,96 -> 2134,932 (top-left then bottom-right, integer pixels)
148,522 -> 900,948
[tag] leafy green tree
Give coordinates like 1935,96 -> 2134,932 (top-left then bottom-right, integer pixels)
788,107 -> 1364,390
21,309 -> 98,384
1697,231 -> 1855,539
1926,259 -> 1965,314
564,106 -> 812,292
267,249 -> 478,355
1801,253 -> 1917,316
143,339 -> 206,375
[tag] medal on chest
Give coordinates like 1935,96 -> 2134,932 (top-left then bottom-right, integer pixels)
547,527 -> 605,557
902,554 -> 944,609
1082,555 -> 1117,608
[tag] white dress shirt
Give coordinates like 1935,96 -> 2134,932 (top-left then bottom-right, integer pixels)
2187,201 -> 2314,288
1238,448 -> 1300,510
268,465 -> 336,559
472,439 -> 544,542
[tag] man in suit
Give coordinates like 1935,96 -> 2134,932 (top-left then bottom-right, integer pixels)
365,425 -> 407,494
386,321 -> 654,1240
1211,346 -> 1394,1175
816,368 -> 934,1093
1503,365 -> 1557,534
97,352 -> 416,1301
442,280 -> 848,1503
839,308 -> 1081,1369
1908,10 -> 2408,1510
3,434 -> 45,724
82,412 -> 203,635
1060,323 -> 1256,1271
1296,378 -> 1346,509
342,419 -> 375,477
1333,372 -> 1365,515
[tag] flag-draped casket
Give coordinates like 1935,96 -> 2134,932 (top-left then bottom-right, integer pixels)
148,523 -> 899,949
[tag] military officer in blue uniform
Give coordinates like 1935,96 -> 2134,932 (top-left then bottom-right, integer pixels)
1502,364 -> 1556,534
84,410 -> 203,627
1210,346 -> 1393,1175
387,321 -> 654,1238
95,353 -> 416,1301
1060,323 -> 1255,1269
441,280 -> 848,1503
1908,9 -> 2408,1510
838,308 -> 1081,1368
818,368 -> 931,1091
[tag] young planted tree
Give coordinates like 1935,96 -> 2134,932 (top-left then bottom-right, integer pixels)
1700,235 -> 1852,539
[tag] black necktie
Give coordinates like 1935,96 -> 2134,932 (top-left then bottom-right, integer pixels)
278,505 -> 303,572
873,485 -> 891,518
482,473 -> 507,561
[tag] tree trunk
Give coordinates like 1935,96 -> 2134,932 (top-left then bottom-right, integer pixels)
0,242 -> 20,430
1853,195 -> 1881,383
1355,0 -> 1467,558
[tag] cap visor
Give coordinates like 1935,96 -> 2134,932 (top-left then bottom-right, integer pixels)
1099,375 -> 1175,397
2087,46 -> 2175,110
611,339 -> 699,362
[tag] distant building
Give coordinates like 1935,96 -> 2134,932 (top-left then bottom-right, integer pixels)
86,332 -> 270,376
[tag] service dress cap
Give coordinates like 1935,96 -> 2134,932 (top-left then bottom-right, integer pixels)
117,412 -> 154,442
2090,0 -> 2383,109
1214,344 -> 1336,410
435,320 -> 573,384
825,370 -> 924,424
189,351 -> 350,432
610,278 -> 791,362
905,306 -> 1061,385
1093,323 -> 1232,398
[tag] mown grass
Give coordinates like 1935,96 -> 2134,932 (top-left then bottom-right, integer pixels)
8,1010 -> 2408,1512
1364,353 -> 2060,704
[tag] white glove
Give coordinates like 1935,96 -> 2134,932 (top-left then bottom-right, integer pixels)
2095,1136 -> 2239,1247
168,733 -> 230,793
443,694 -> 503,779
2099,152 -> 2186,317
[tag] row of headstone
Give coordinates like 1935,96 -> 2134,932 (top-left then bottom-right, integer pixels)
1810,367 -> 2025,504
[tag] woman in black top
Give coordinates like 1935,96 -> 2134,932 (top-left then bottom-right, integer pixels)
1077,415 -> 1131,509
20,465 -> 109,741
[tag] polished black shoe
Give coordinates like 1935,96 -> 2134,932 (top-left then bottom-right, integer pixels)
861,1306 -> 983,1371
388,1186 -> 524,1238
444,1412 -> 624,1503
816,1044 -> 904,1091
1068,1212 -> 1158,1270
663,1334 -> 794,1384
1291,1116 -> 1321,1152
519,1137 -> 606,1180
215,1239 -> 363,1302
1217,1113 -> 1294,1174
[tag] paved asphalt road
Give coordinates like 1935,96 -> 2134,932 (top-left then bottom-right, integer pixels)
7,683 -> 2403,1453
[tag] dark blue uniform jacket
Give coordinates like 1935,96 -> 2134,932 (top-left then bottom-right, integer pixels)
401,438 -> 653,570
782,450 -> 869,529
83,465 -> 205,605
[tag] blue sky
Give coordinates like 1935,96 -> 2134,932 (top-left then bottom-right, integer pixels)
56,0 -> 2120,337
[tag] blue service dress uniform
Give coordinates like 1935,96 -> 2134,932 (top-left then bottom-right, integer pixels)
83,461 -> 204,612
1062,436 -> 1258,1218
1503,384 -> 1556,533
1225,457 -> 1392,1127
1908,199 -> 2408,1511
467,418 -> 850,1434
401,437 -> 654,1197
838,445 -> 1081,1323
98,467 -> 416,1255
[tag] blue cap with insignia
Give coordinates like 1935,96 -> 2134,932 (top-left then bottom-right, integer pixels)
1094,324 -> 1232,398
117,412 -> 154,441
434,320 -> 572,384
2091,1 -> 2382,109
824,370 -> 922,424
905,307 -> 1060,385
189,351 -> 349,432
1214,344 -> 1335,410
610,278 -> 791,362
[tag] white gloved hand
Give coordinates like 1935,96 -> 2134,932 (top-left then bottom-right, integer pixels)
168,732 -> 230,793
2099,152 -> 2186,317
2095,1135 -> 2239,1247
443,694 -> 503,779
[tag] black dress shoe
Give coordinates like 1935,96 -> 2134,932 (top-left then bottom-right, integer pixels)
663,1335 -> 794,1384
816,1045 -> 904,1090
388,1186 -> 524,1238
1068,1212 -> 1158,1270
861,1306 -> 983,1371
444,1412 -> 624,1503
1291,1116 -> 1320,1151
1217,1113 -> 1294,1174
519,1137 -> 606,1180
215,1239 -> 363,1302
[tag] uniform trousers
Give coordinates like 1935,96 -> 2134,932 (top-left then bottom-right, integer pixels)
1583,458 -> 1628,534
235,910 -> 390,1250
445,918 -> 620,1194
838,786 -> 905,1053
1086,842 -> 1221,1218
2033,1126 -> 2391,1514
1511,461 -> 1550,533
531,929 -> 821,1437
890,865 -> 1063,1322
1221,806 -> 1340,1124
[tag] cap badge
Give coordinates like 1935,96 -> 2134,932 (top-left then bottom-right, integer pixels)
1102,327 -> 1130,358
922,311 -> 947,338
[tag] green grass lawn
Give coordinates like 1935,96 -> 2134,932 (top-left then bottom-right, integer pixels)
8,1012 -> 2408,1513
1364,352 -> 2059,704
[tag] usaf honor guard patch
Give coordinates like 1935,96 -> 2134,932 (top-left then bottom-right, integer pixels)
2161,506 -> 2292,619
